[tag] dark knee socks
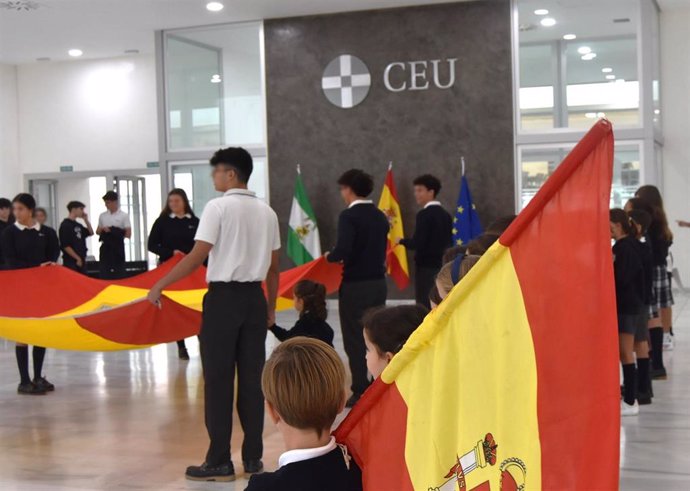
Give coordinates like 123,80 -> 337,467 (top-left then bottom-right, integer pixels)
33,347 -> 46,379
649,327 -> 665,369
16,346 -> 31,385
622,363 -> 637,406
637,357 -> 651,394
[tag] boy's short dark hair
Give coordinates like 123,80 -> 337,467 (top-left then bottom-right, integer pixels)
262,337 -> 346,437
102,191 -> 119,202
413,174 -> 442,197
210,147 -> 253,184
67,201 -> 86,212
337,169 -> 374,198
362,304 -> 429,356
12,193 -> 36,211
0,198 -> 11,209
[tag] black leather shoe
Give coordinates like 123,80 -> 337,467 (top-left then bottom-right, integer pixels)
178,348 -> 190,361
18,382 -> 47,395
346,393 -> 361,408
185,462 -> 235,482
244,460 -> 264,474
34,376 -> 55,392
651,367 -> 667,380
637,391 -> 652,405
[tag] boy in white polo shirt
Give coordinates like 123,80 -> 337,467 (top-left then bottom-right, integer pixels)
96,191 -> 131,279
147,147 -> 280,481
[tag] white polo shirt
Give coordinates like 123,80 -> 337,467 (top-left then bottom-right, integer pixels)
195,188 -> 281,283
98,209 -> 131,230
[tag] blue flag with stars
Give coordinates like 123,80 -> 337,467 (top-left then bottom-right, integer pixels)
452,174 -> 483,245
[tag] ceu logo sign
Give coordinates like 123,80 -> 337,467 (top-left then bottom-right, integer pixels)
322,54 -> 457,109
321,54 -> 372,109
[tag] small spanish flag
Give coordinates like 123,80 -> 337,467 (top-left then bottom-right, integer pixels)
335,120 -> 619,490
378,163 -> 410,290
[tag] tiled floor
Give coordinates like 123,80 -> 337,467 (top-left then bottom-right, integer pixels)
1,299 -> 689,490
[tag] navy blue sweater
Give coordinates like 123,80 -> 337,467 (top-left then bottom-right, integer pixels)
1,224 -> 60,269
400,204 -> 453,268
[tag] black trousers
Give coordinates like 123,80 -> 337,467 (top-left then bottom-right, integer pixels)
339,278 -> 387,395
415,265 -> 439,309
200,282 -> 267,466
99,259 -> 125,279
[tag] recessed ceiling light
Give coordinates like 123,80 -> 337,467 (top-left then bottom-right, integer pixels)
606,75 -> 616,80
563,34 -> 577,40
602,67 -> 613,73
534,9 -> 549,15
585,112 -> 597,119
68,49 -> 83,57
654,109 -> 661,114
577,46 -> 592,55
581,53 -> 597,61
210,74 -> 222,84
206,2 -> 224,12
540,17 -> 556,27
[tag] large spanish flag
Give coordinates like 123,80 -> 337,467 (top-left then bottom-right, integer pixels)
335,120 -> 619,490
378,163 -> 410,290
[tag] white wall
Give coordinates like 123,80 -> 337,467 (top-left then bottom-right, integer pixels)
660,5 -> 690,282
16,54 -> 158,175
0,63 -> 20,198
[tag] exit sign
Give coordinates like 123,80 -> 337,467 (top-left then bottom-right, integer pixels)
60,165 -> 74,172
146,161 -> 160,169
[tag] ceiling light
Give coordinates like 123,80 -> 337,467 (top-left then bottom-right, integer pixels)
585,112 -> 597,119
206,2 -> 224,12
597,112 -> 606,118
577,46 -> 592,55
606,75 -> 616,80
540,17 -> 556,27
602,67 -> 613,73
211,74 -> 222,84
563,34 -> 577,40
654,109 -> 661,115
68,49 -> 83,57
534,9 -> 549,15
581,53 -> 597,61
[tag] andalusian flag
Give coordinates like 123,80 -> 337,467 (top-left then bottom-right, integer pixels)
453,160 -> 483,246
335,120 -> 619,490
287,165 -> 321,266
378,163 -> 410,290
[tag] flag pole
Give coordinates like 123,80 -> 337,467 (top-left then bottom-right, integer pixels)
388,161 -> 393,171
461,156 -> 466,176
296,163 -> 301,174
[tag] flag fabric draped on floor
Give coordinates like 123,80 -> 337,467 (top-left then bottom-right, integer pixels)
378,164 -> 410,290
335,120 -> 619,491
0,256 -> 342,351
453,170 -> 483,246
287,165 -> 322,265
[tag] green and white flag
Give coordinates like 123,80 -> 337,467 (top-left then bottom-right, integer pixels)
287,166 -> 321,265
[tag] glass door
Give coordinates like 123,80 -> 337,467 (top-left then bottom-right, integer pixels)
114,176 -> 147,262
29,179 -> 58,228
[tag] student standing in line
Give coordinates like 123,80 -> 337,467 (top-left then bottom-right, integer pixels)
147,147 -> 280,481
326,169 -> 389,408
0,197 -> 14,268
610,209 -> 648,416
269,280 -> 334,347
396,174 -> 452,308
0,193 -> 60,395
148,188 -> 199,360
96,191 -> 132,279
59,201 -> 94,274
35,207 -> 48,226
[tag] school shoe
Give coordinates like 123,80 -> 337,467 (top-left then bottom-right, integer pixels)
651,367 -> 667,380
663,333 -> 674,351
637,391 -> 653,405
17,382 -> 47,395
185,462 -> 235,482
244,460 -> 264,475
33,376 -> 55,392
621,400 -> 639,416
178,347 -> 190,361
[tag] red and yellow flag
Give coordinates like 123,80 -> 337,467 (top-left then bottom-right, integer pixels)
335,120 -> 619,490
378,164 -> 410,290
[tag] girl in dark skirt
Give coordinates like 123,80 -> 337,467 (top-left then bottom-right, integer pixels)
610,209 -> 647,416
269,280 -> 334,346
0,193 -> 60,395
148,188 -> 199,360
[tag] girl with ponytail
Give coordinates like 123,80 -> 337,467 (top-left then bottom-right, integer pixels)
269,280 -> 334,346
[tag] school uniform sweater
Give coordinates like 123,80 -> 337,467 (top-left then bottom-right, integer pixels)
0,223 -> 60,269
632,238 -> 654,307
269,312 -> 334,346
612,236 -> 646,315
0,219 -> 10,266
400,204 -> 453,268
59,218 -> 91,268
147,214 -> 199,262
327,203 -> 389,283
245,445 -> 362,491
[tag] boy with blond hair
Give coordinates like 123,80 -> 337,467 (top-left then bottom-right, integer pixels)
246,337 -> 362,490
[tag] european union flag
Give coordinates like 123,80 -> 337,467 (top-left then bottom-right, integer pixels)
452,174 -> 483,246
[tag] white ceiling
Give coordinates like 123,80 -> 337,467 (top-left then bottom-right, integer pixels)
0,0 -> 467,64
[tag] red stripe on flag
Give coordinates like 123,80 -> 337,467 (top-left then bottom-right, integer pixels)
334,379 -> 414,490
500,120 -> 620,489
